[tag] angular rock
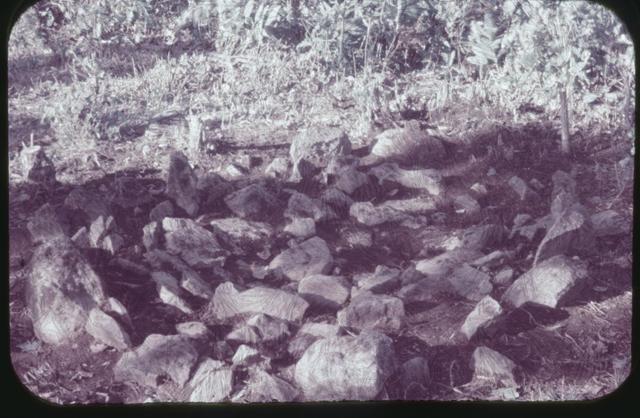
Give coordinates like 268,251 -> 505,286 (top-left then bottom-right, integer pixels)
502,255 -> 588,308
396,276 -> 454,305
551,170 -> 576,203
64,187 -> 110,222
492,267 -> 514,286
232,344 -> 261,366
590,210 -> 629,237
339,225 -> 373,248
114,334 -> 198,388
289,127 -> 351,182
288,333 -> 319,360
197,172 -> 233,211
369,122 -> 445,167
382,196 -> 438,215
233,369 -> 299,402
298,274 -> 350,310
89,215 -> 115,247
151,271 -> 193,314
508,176 -> 539,201
368,163 -> 443,196
166,151 -> 199,216
299,322 -> 342,338
142,221 -> 162,251
189,359 -> 233,402
320,187 -> 354,213
162,217 -> 228,268
447,264 -> 493,301
176,321 -> 209,339
232,313 -> 291,344
458,224 -> 505,252
222,163 -> 247,179
210,282 -> 309,322
395,357 -> 430,400
285,192 -> 336,222
71,226 -> 91,248
180,268 -> 214,299
84,308 -> 131,351
337,292 -> 405,333
224,183 -> 280,221
284,217 -> 315,239
209,217 -> 273,250
24,147 -> 56,185
407,301 -> 473,346
460,296 -> 502,340
534,204 -> 594,265
354,265 -> 401,295
27,203 -> 65,244
149,200 -> 174,223
349,201 -> 411,226
295,331 -> 396,401
453,193 -> 481,216
101,233 -> 124,255
268,237 -> 333,282
265,156 -> 290,179
26,237 -> 107,345
471,346 -> 517,386
332,166 -> 369,195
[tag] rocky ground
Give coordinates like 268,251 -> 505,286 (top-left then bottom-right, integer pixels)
8,119 -> 633,403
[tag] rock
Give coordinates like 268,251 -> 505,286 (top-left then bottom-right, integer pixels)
284,217 -> 316,239
65,188 -> 110,222
295,331 -> 396,401
264,156 -> 290,179
529,178 -> 544,191
502,255 -> 588,308
471,346 -> 517,386
162,217 -> 228,268
320,187 -> 355,214
188,359 -> 233,402
88,215 -> 115,247
460,296 -> 502,340
71,226 -> 91,248
395,276 -> 453,306
166,151 -> 199,216
180,268 -> 214,299
382,196 -> 438,215
114,334 -> 198,388
149,200 -> 174,223
492,267 -> 514,286
349,201 -> 411,226
368,163 -> 443,196
353,265 -> 401,295
119,118 -> 148,140
26,148 -> 56,185
415,248 -> 483,278
233,369 -> 299,402
227,313 -> 291,345
289,127 -> 351,182
590,210 -> 629,237
224,183 -> 280,221
453,193 -> 481,216
369,122 -> 445,167
551,170 -> 576,203
176,321 -> 209,339
268,237 -> 333,282
405,301 -> 473,346
470,250 -> 510,269
285,192 -> 336,222
339,225 -> 373,248
151,271 -> 193,314
298,274 -> 350,310
332,166 -> 369,195
513,213 -> 533,227
142,221 -> 162,251
470,183 -> 488,195
232,344 -> 261,366
395,357 -> 430,399
458,224 -> 505,252
288,333 -> 319,359
27,204 -> 65,244
447,264 -> 492,301
337,292 -> 405,333
197,172 -> 233,211
222,163 -> 247,179
209,217 -> 273,251
84,308 -> 131,351
299,322 -> 342,338
508,176 -> 539,201
210,282 -> 309,322
26,237 -> 107,345
534,204 -> 594,265
101,233 -> 124,255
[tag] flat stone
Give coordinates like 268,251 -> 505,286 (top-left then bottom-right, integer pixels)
460,296 -> 502,340
268,236 -> 333,281
337,292 -> 405,333
471,346 -> 517,386
415,248 -> 483,278
26,237 -> 107,345
284,217 -> 316,239
176,321 -> 209,338
447,264 -> 493,301
84,308 -> 131,351
166,151 -> 199,216
149,200 -> 174,223
162,217 -> 228,268
210,282 -> 309,323
179,269 -> 213,299
224,183 -> 280,221
502,255 -> 588,308
298,274 -> 350,310
295,331 -> 396,401
354,265 -> 401,295
189,359 -> 233,402
114,334 -> 198,388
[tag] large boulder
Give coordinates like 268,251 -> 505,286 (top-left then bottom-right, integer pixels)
188,358 -> 233,402
502,255 -> 588,308
295,331 -> 397,401
84,307 -> 131,351
166,151 -> 199,216
162,217 -> 229,268
460,296 -> 502,340
113,334 -> 198,389
26,237 -> 107,345
268,236 -> 333,282
289,127 -> 351,182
